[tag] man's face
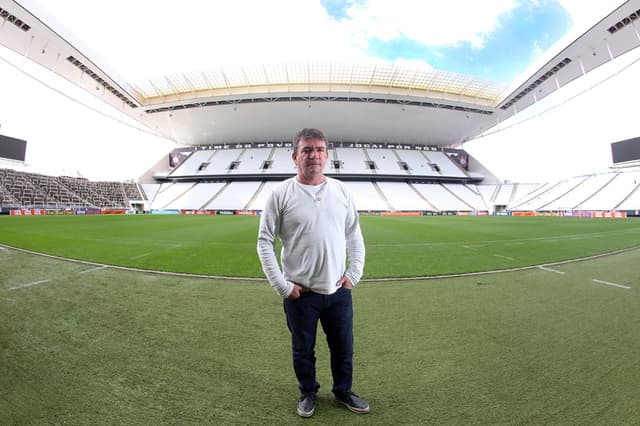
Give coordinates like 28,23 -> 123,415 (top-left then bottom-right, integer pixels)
293,137 -> 328,179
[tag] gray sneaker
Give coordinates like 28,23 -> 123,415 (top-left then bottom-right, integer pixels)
334,391 -> 370,414
296,393 -> 316,418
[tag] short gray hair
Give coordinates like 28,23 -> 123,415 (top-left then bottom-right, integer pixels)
293,128 -> 327,153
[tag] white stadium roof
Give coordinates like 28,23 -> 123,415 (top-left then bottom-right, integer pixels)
2,0 -> 640,146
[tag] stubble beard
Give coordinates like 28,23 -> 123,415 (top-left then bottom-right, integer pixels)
299,162 -> 325,184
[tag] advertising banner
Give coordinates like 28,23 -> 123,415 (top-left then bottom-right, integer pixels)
151,209 -> 181,215
181,210 -> 216,215
381,211 -> 421,216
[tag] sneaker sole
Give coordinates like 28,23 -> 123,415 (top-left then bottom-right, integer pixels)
335,399 -> 370,414
296,407 -> 314,418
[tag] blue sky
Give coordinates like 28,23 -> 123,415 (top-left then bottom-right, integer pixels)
322,0 -> 572,83
365,3 -> 570,82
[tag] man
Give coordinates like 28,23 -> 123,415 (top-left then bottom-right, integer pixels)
257,128 -> 369,417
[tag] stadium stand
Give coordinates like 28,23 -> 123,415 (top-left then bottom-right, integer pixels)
170,149 -> 217,177
343,181 -> 390,211
413,183 -> 477,211
150,182 -> 195,210
492,183 -> 515,206
443,184 -> 487,211
542,173 -> 618,211
475,182 -> 543,213
423,151 -> 468,178
0,168 -> 145,210
203,181 -> 262,210
228,148 -> 273,175
4,147 -> 640,214
510,176 -> 591,211
582,171 -> 640,211
246,181 -> 281,211
376,181 -> 434,211
365,148 -> 409,176
157,182 -> 227,211
333,147 -> 374,175
616,171 -> 640,211
269,147 -> 297,174
395,150 -> 442,177
140,183 -> 161,204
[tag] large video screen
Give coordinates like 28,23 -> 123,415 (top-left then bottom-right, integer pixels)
0,134 -> 27,162
611,136 -> 640,164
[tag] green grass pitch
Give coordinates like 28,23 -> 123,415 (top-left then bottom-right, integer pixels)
1,215 -> 640,424
1,214 -> 639,278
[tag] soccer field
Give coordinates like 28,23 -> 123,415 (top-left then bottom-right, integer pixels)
1,214 -> 639,278
1,215 -> 640,424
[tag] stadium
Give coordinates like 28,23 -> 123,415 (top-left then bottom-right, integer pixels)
2,0 -> 640,424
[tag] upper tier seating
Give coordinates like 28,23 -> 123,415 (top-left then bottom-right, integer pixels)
165,146 -> 474,179
366,149 -> 409,176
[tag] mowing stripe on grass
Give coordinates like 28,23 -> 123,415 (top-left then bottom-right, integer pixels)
79,265 -> 109,274
592,279 -> 630,289
538,266 -> 565,275
8,279 -> 50,291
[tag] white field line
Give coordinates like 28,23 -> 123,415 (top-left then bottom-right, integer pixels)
371,228 -> 640,248
494,254 -> 514,260
129,253 -> 151,260
0,244 -> 264,282
592,279 -> 630,289
537,266 -> 566,275
79,265 -> 109,274
0,246 -> 7,251
9,279 -> 50,291
2,242 -> 639,284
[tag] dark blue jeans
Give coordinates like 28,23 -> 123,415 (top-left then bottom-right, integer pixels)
283,286 -> 354,396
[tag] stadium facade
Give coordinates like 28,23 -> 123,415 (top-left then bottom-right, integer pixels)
1,0 -> 640,216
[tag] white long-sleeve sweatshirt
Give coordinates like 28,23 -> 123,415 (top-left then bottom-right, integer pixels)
257,176 -> 365,298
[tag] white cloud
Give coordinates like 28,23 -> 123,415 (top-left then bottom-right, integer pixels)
33,0 -> 369,81
531,40 -> 544,61
34,0 -> 522,83
342,0 -> 518,49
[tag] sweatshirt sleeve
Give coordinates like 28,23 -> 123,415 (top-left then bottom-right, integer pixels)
256,189 -> 294,298
343,192 -> 365,286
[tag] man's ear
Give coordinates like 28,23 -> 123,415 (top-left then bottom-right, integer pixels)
292,151 -> 297,161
